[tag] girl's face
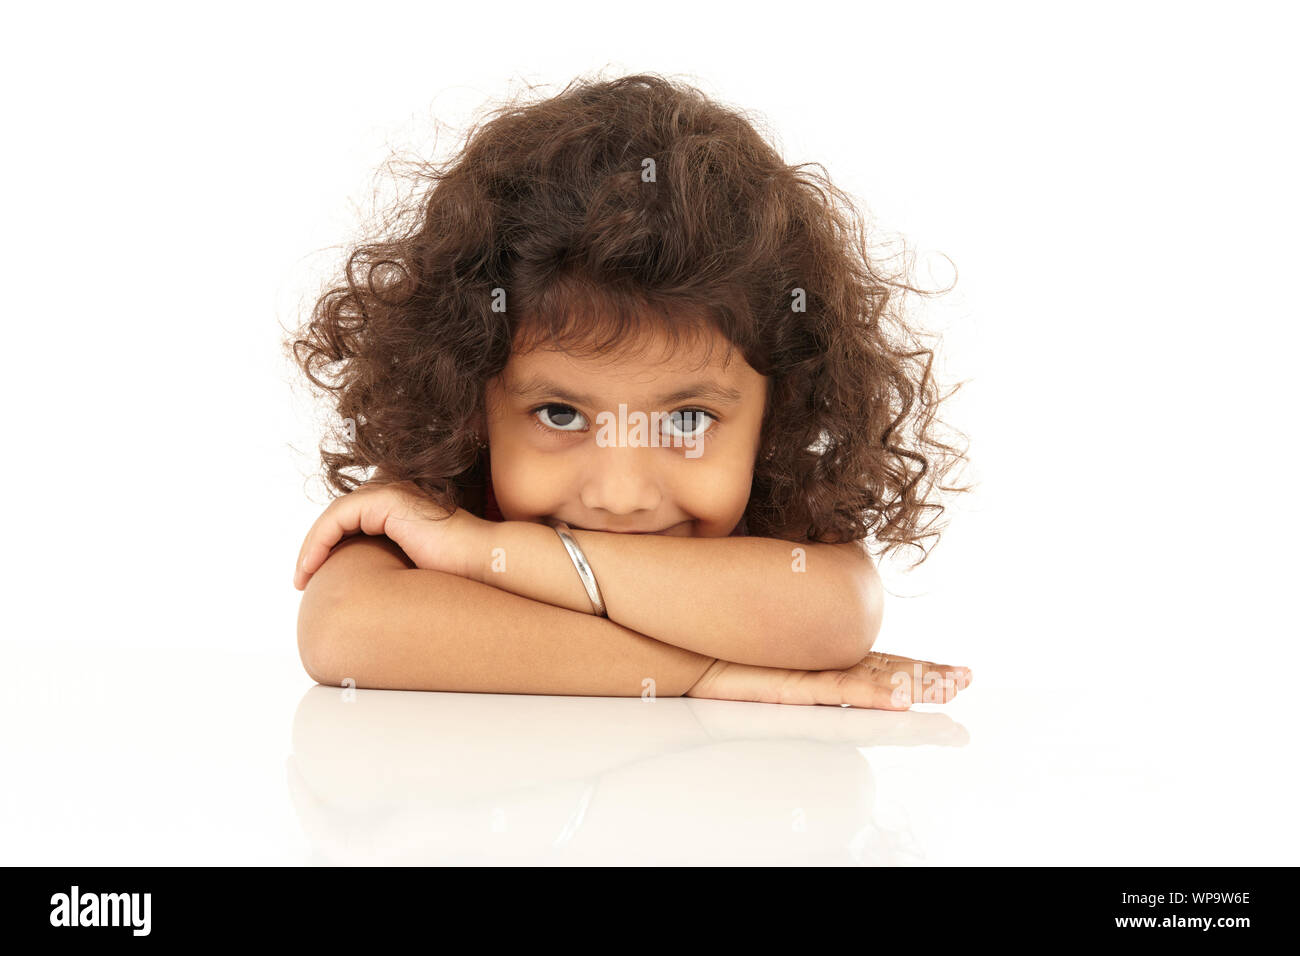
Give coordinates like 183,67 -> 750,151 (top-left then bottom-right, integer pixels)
482,323 -> 768,537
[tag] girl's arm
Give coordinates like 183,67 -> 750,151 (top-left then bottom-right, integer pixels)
297,533 -> 966,710
472,521 -> 880,672
298,533 -> 717,697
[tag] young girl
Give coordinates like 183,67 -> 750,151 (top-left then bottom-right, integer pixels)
287,72 -> 973,710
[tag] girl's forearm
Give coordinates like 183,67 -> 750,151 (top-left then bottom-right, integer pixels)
474,521 -> 867,670
299,538 -> 718,698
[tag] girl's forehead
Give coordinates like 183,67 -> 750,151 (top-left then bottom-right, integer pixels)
505,335 -> 746,383
511,321 -> 739,369
494,338 -> 765,410
490,312 -> 767,409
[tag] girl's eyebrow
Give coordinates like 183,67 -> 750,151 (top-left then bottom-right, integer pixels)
508,375 -> 743,407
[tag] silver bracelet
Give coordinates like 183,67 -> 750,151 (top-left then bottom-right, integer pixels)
548,519 -> 608,617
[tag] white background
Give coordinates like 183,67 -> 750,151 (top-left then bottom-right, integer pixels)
2,0 -> 1295,865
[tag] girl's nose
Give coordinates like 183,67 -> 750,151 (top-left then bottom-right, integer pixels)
579,444 -> 663,517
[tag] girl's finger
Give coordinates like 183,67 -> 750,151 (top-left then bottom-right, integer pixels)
859,659 -> 967,701
856,653 -> 972,690
293,492 -> 389,588
784,670 -> 913,710
298,506 -> 364,578
859,650 -> 950,668
295,509 -> 343,582
867,658 -> 970,691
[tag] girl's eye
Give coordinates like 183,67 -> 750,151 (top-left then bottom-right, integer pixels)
661,409 -> 714,440
530,403 -> 719,445
533,403 -> 588,432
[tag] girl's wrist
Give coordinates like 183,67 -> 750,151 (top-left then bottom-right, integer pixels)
462,512 -> 496,584
477,518 -> 600,615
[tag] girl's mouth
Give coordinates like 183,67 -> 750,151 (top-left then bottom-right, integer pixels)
566,521 -> 683,535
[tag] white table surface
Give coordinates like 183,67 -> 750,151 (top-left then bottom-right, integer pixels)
3,638 -> 1291,866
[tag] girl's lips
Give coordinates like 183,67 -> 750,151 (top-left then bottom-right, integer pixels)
567,521 -> 684,534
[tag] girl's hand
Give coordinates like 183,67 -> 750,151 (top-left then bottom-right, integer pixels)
293,480 -> 489,590
684,651 -> 972,710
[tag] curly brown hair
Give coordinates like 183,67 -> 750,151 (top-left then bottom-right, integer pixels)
286,70 -> 972,566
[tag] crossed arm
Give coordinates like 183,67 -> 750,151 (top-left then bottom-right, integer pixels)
294,477 -> 885,682
472,520 -> 883,671
298,527 -> 881,699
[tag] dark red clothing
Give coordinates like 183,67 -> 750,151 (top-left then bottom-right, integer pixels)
483,479 -> 504,522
